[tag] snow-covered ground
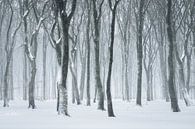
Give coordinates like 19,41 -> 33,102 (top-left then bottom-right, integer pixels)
0,100 -> 195,129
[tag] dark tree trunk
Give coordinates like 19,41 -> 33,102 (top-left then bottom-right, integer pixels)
28,60 -> 36,109
166,0 -> 180,112
54,0 -> 77,116
136,0 -> 145,106
106,0 -> 121,117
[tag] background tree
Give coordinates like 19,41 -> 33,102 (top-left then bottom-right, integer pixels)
92,0 -> 105,110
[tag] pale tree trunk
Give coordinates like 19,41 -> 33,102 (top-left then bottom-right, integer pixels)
23,47 -> 28,100
124,55 -> 129,101
0,1 -> 6,100
154,21 -> 169,101
159,40 -> 169,101
42,31 -> 47,100
117,1 -> 132,101
9,58 -> 13,100
3,1 -> 13,107
79,54 -> 86,101
70,50 -> 81,105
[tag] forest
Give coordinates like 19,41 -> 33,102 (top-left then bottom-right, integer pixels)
0,0 -> 195,129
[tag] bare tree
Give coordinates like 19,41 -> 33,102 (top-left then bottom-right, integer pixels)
3,0 -> 22,107
117,0 -> 132,101
106,0 -> 121,117
166,0 -> 180,112
134,0 -> 149,106
86,0 -> 91,106
92,0 -> 105,110
53,0 -> 77,116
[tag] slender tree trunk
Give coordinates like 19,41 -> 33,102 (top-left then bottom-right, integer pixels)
42,31 -> 47,100
4,60 -> 10,107
23,47 -> 28,100
86,0 -> 91,106
3,1 -> 13,107
136,0 -> 145,106
106,0 -> 121,117
125,57 -> 129,101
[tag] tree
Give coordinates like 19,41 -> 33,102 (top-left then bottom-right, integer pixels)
117,0 -> 132,101
92,0 -> 105,110
106,0 -> 121,117
134,0 -> 147,106
166,0 -> 180,112
53,0 -> 77,116
3,0 -> 22,107
86,0 -> 91,106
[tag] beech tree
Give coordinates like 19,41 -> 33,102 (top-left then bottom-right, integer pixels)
92,0 -> 105,110
53,0 -> 77,116
166,0 -> 180,112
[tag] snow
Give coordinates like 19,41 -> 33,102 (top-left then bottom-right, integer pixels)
0,100 -> 195,129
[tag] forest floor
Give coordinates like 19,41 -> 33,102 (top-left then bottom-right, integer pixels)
0,99 -> 195,129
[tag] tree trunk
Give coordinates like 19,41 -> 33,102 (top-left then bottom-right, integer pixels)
86,0 -> 91,106
79,58 -> 86,100
23,48 -> 28,100
159,40 -> 169,101
166,0 -> 180,112
42,31 -> 47,100
3,2 -> 13,107
4,60 -> 10,107
106,0 -> 121,117
28,60 -> 36,109
92,0 -> 105,110
59,22 -> 69,115
54,0 -> 77,116
125,57 -> 129,101
70,56 -> 81,105
136,0 -> 145,106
